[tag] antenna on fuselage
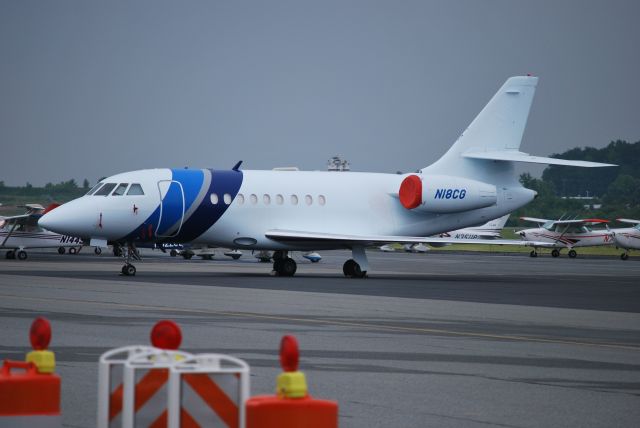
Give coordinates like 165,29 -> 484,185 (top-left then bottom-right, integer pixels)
232,160 -> 243,171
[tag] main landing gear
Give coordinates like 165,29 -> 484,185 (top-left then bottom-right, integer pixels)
120,243 -> 140,276
5,250 -> 27,260
272,250 -> 297,277
621,251 -> 629,260
343,246 -> 368,278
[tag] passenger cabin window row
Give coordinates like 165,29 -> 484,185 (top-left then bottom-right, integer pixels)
209,193 -> 326,207
87,182 -> 145,196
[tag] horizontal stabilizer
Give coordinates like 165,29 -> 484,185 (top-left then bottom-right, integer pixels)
462,150 -> 616,167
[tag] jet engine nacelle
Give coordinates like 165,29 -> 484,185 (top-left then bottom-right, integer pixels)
399,174 -> 497,213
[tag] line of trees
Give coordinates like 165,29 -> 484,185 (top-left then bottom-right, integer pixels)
511,139 -> 640,224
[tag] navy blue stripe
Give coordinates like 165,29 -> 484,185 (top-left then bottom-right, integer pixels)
175,169 -> 243,242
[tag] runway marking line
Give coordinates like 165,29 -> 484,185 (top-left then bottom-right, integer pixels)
1,293 -> 639,352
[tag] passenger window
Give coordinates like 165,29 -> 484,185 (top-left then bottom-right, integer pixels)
86,183 -> 103,195
210,193 -> 219,205
290,195 -> 298,205
112,183 -> 129,196
263,194 -> 271,205
305,195 -> 313,205
318,195 -> 326,206
127,183 -> 145,195
276,194 -> 284,205
94,183 -> 117,196
237,194 -> 245,205
250,194 -> 258,205
223,194 -> 232,205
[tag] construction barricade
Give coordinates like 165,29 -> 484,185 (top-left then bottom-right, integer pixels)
97,345 -> 157,428
0,317 -> 61,427
168,354 -> 250,428
97,319 -> 192,428
246,335 -> 338,428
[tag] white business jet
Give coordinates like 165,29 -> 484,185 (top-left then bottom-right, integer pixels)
39,76 -> 614,276
1,204 -> 84,259
611,219 -> 640,260
518,217 -> 613,258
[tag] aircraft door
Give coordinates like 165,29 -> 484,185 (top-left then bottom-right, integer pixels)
156,180 -> 185,238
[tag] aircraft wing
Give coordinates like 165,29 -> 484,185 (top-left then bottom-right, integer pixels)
616,218 -> 640,225
462,150 -> 617,167
265,229 -> 552,248
3,213 -> 43,225
519,216 -> 550,224
551,218 -> 609,225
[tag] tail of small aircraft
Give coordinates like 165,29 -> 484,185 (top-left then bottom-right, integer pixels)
480,214 -> 510,230
422,75 -> 538,183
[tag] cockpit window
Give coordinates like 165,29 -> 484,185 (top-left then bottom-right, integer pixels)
112,183 -> 129,196
94,183 -> 117,196
127,183 -> 145,195
634,224 -> 640,231
85,183 -> 103,195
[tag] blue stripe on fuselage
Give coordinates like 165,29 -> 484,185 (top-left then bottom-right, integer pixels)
175,169 -> 243,242
118,168 -> 241,243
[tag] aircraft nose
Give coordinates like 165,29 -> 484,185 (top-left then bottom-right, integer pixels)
38,206 -> 68,234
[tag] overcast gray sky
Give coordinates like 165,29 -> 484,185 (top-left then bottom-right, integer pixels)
1,0 -> 638,186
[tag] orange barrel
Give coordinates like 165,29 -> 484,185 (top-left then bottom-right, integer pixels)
0,359 -> 61,427
245,335 -> 338,428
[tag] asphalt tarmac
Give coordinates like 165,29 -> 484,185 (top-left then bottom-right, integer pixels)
1,249 -> 639,427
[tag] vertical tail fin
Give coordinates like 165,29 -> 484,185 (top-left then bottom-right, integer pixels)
423,76 -> 538,179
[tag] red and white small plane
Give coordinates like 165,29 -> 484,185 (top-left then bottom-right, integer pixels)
518,217 -> 613,258
611,219 -> 640,260
1,203 -> 85,259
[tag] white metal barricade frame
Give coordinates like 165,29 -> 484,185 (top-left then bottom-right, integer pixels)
97,345 -> 157,428
168,354 -> 250,428
122,349 -> 193,428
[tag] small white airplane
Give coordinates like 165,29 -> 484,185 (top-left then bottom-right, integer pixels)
611,219 -> 640,260
518,217 -> 614,258
1,204 -> 85,259
381,214 -> 509,252
39,75 -> 615,276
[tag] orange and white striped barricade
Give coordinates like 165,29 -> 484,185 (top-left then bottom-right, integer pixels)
122,349 -> 193,428
167,354 -> 250,428
97,345 -> 157,428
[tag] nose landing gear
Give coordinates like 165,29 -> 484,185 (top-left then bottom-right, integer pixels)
120,243 -> 140,276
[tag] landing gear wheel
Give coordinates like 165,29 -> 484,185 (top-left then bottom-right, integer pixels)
17,250 -> 27,260
529,250 -> 538,258
170,249 -> 177,257
343,259 -> 357,276
621,253 -> 629,260
183,252 -> 193,260
343,259 -> 366,278
231,254 -> 241,260
69,247 -> 77,255
6,250 -> 15,259
94,247 -> 102,255
280,258 -> 297,276
122,264 -> 136,276
568,249 -> 577,258
551,249 -> 560,258
58,247 -> 66,255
